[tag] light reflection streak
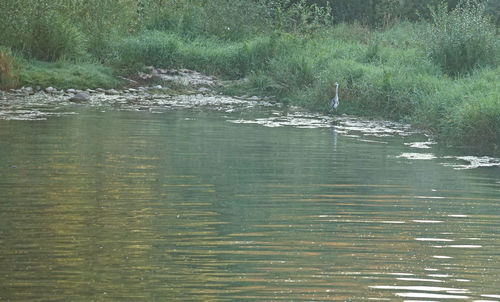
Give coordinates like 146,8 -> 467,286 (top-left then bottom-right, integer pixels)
370,285 -> 469,293
397,277 -> 444,283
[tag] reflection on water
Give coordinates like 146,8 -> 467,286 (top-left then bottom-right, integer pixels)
1,107 -> 500,301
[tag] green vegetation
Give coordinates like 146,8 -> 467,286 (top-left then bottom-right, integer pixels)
0,48 -> 22,90
425,1 -> 497,75
20,60 -> 122,90
0,0 -> 499,152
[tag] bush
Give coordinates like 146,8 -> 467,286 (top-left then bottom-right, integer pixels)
0,0 -> 141,61
27,13 -> 87,61
0,48 -> 22,90
424,0 -> 497,76
267,0 -> 333,34
146,0 -> 333,40
485,0 -> 500,26
146,0 -> 272,40
110,31 -> 276,78
145,0 -> 208,37
433,67 -> 500,148
108,31 -> 180,72
203,0 -> 272,40
445,95 -> 500,150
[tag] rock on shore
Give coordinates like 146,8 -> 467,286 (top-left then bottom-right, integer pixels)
69,92 -> 90,102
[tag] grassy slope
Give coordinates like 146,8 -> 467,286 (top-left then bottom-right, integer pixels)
20,60 -> 122,89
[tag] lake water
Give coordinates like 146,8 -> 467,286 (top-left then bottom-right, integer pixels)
1,97 -> 500,301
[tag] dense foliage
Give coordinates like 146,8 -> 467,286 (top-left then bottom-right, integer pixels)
0,0 -> 499,152
1,0 -> 497,58
424,0 -> 497,75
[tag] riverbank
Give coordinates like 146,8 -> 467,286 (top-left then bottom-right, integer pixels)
1,1 -> 498,154
3,26 -> 498,155
0,66 -> 276,121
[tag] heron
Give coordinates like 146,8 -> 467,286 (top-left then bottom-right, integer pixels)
330,82 -> 339,110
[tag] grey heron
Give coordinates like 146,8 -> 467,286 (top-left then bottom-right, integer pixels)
330,82 -> 339,110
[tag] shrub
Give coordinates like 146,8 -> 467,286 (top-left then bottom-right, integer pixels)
424,0 -> 497,76
446,95 -> 500,149
28,12 -> 87,61
485,0 -> 500,26
435,67 -> 500,148
66,0 -> 143,56
0,48 -> 22,90
203,0 -> 272,40
0,0 -> 141,61
109,33 -> 174,72
146,0 -> 272,40
265,36 -> 315,96
271,0 -> 333,34
145,1 -> 208,37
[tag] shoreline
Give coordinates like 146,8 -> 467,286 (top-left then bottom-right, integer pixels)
1,61 -> 499,156
3,81 -> 500,171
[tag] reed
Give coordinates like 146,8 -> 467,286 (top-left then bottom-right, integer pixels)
0,48 -> 21,90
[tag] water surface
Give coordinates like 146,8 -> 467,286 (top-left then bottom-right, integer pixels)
1,103 -> 500,301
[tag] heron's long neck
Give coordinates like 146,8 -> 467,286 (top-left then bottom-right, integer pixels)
335,85 -> 338,97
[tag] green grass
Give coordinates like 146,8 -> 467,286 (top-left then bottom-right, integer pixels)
20,60 -> 122,89
109,31 -> 275,79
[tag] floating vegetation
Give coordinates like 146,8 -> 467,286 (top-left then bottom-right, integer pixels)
404,141 -> 437,149
442,156 -> 500,170
229,112 -> 334,129
396,153 -> 437,160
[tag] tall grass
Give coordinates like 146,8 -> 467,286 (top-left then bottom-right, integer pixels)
110,31 -> 276,78
414,66 -> 500,149
28,12 -> 87,61
145,0 -> 273,40
424,0 -> 497,76
0,48 -> 22,90
0,0 -> 144,60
